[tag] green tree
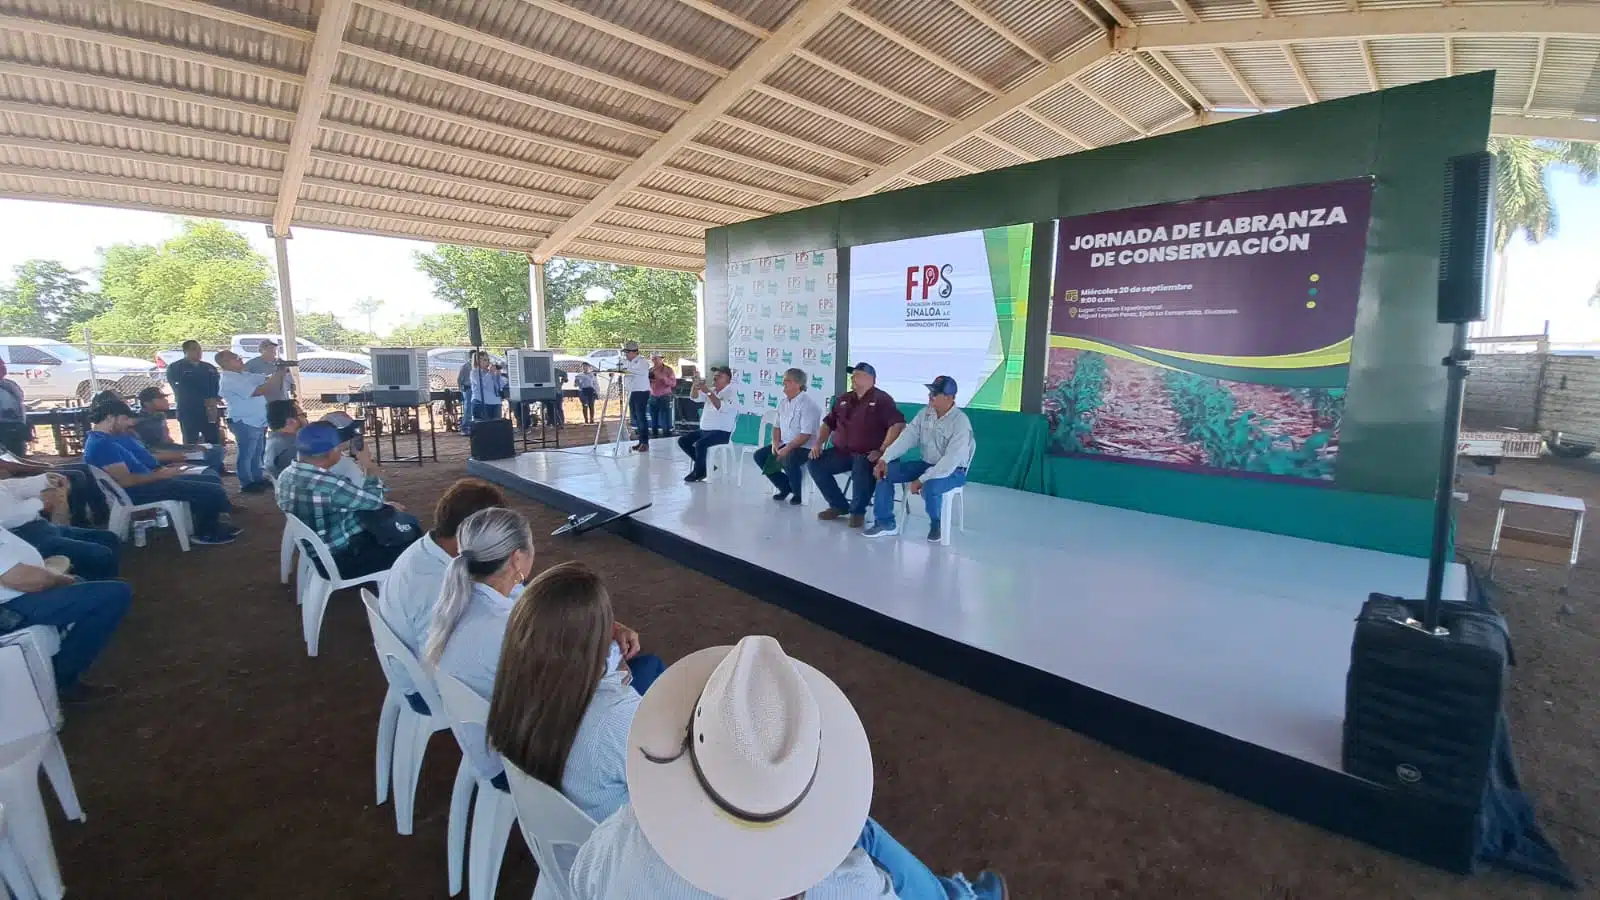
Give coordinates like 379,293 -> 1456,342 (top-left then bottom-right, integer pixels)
0,260 -> 107,338
412,247 -> 619,348
294,311 -> 373,349
352,296 -> 384,335
1489,138 -> 1600,330
385,312 -> 469,347
562,266 -> 698,351
84,220 -> 280,348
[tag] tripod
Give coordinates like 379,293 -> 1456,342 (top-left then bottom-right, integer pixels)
591,367 -> 634,456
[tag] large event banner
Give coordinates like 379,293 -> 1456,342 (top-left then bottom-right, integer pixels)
725,249 -> 839,412
848,224 -> 1031,411
1045,178 -> 1374,483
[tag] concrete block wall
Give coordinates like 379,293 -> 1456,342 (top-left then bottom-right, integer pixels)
1463,353 -> 1543,429
1539,356 -> 1600,440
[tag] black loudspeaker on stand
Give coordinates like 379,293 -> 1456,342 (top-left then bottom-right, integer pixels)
1343,151 -> 1508,805
466,307 -> 483,350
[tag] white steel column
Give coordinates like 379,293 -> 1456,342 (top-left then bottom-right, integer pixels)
695,270 -> 706,368
529,259 -> 548,350
272,232 -> 299,360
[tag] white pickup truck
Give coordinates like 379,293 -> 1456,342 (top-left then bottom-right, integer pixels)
0,337 -> 164,404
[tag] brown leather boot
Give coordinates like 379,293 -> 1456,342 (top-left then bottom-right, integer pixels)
817,508 -> 844,521
848,514 -> 865,528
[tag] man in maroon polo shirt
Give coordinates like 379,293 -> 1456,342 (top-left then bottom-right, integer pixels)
807,361 -> 906,528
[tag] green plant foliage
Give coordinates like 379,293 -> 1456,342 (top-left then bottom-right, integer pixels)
1048,351 -> 1106,453
1164,370 -> 1339,479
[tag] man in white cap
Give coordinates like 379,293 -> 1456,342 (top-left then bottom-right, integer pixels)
619,340 -> 653,451
569,635 -> 1006,900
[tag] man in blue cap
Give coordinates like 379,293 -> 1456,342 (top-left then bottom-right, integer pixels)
275,420 -> 415,577
865,375 -> 976,543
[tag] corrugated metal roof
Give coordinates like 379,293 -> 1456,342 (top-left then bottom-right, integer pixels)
0,0 -> 1593,271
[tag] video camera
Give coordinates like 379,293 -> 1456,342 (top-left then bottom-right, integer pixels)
320,411 -> 366,453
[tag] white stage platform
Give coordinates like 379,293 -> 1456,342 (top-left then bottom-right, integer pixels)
473,442 -> 1467,775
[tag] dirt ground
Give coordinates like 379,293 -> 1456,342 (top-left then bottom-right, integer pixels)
32,419 -> 1600,899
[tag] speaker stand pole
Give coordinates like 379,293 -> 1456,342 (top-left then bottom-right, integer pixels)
1423,323 -> 1472,632
592,372 -> 632,456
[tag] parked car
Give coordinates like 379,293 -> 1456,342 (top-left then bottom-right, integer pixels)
0,337 -> 164,405
426,348 -> 505,393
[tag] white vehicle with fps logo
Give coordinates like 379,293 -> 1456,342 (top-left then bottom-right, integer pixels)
0,337 -> 164,405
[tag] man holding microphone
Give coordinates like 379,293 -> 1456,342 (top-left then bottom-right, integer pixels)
677,365 -> 739,483
808,362 -> 905,529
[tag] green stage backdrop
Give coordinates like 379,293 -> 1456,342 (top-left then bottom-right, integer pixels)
707,74 -> 1493,557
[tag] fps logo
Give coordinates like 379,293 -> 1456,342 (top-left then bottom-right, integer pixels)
766,347 -> 782,363
904,263 -> 954,328
905,264 -> 954,301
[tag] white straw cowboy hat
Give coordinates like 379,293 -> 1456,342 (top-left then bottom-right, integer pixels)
628,636 -> 873,900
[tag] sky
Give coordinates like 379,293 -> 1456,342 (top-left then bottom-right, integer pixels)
0,170 -> 1597,341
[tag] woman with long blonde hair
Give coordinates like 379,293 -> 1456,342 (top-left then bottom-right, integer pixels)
486,561 -> 642,822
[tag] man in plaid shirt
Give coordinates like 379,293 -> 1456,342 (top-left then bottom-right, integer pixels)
276,421 -> 414,577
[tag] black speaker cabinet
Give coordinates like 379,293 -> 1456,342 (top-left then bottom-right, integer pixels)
469,417 -> 515,461
1343,593 -> 1509,807
1437,151 -> 1494,324
467,307 -> 483,348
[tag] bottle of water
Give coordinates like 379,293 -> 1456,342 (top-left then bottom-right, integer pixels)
133,520 -> 151,548
154,509 -> 171,530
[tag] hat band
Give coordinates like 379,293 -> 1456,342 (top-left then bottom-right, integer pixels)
639,713 -> 820,825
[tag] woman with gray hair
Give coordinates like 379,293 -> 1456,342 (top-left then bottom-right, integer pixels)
425,506 -> 537,782
751,367 -> 822,505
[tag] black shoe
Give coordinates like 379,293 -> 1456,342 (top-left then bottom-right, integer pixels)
240,481 -> 271,494
928,523 -> 943,543
219,468 -> 235,477
192,530 -> 238,546
60,681 -> 118,704
789,495 -> 803,506
684,473 -> 705,483
772,491 -> 790,502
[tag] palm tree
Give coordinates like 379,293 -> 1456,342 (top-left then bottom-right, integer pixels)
1487,138 -> 1600,333
352,296 -> 384,335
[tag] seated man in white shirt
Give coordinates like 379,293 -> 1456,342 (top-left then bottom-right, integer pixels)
750,368 -> 823,506
0,525 -> 131,703
379,478 -> 508,655
0,471 -> 120,580
676,365 -> 740,483
570,635 -> 1005,900
865,376 -> 976,544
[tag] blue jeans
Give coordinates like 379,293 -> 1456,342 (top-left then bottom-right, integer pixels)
649,395 -> 672,435
752,445 -> 807,499
10,519 -> 121,580
857,817 -> 975,900
197,444 -> 226,476
872,460 -> 968,529
459,388 -> 474,433
4,580 -> 131,689
676,429 -> 730,479
628,391 -> 650,445
232,421 -> 266,486
808,449 -> 876,516
626,654 -> 665,694
127,475 -> 233,539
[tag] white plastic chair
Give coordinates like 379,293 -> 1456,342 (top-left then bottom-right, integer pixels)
0,629 -> 59,732
725,410 -> 778,487
0,645 -> 84,900
358,591 -> 455,848
283,514 -> 389,657
0,802 -> 38,900
279,520 -> 296,585
502,761 -> 596,900
84,465 -> 193,552
898,483 -> 967,546
435,674 -> 516,900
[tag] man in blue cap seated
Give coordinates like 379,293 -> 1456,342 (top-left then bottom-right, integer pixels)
275,420 -> 417,577
864,375 -> 976,544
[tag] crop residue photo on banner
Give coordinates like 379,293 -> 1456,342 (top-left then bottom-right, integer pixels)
1045,178 -> 1374,483
725,249 -> 838,411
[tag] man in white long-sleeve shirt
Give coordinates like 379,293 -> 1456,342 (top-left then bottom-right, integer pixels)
865,375 -> 975,544
618,340 -> 654,451
0,471 -> 121,579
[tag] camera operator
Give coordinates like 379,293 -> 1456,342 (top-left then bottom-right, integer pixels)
243,338 -> 296,400
216,350 -> 290,494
